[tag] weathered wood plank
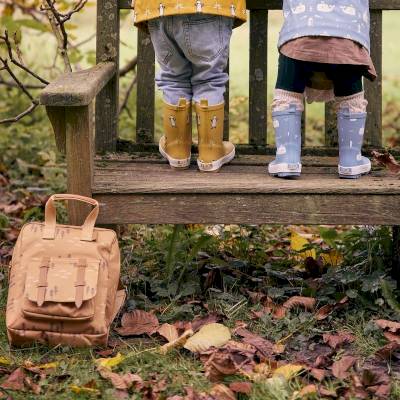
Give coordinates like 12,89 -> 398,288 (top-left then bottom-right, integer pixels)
65,105 -> 94,225
119,0 -> 400,10
224,62 -> 230,141
364,10 -> 383,147
96,0 -> 120,153
116,140 -> 400,157
46,106 -> 66,153
136,29 -> 155,143
40,63 -> 115,107
95,193 -> 400,225
249,9 -> 268,145
93,161 -> 400,195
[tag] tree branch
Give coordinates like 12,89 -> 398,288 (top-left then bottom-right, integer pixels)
0,103 -> 39,125
120,56 -> 138,78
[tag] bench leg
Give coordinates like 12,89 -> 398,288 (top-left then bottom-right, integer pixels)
393,226 -> 400,287
65,104 -> 94,225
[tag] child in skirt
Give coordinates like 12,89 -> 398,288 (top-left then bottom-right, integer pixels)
133,1 -> 246,172
269,0 -> 376,179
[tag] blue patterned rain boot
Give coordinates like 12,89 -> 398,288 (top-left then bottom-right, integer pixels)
338,108 -> 371,179
268,104 -> 302,178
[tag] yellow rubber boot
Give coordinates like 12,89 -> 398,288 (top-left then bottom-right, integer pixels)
195,100 -> 235,172
159,98 -> 192,169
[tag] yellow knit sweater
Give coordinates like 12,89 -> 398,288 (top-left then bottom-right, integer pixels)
133,0 -> 247,28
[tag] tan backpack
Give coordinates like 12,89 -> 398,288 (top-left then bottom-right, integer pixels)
6,194 -> 126,347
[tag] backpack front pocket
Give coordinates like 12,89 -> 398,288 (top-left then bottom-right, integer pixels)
22,257 -> 100,321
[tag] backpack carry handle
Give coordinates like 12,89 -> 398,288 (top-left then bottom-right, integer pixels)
42,194 -> 99,241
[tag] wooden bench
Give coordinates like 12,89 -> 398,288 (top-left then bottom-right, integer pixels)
40,0 -> 400,275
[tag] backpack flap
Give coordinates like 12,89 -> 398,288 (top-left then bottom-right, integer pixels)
23,257 -> 100,321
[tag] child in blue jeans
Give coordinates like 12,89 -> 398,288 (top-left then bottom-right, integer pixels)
133,1 -> 246,172
269,0 -> 376,179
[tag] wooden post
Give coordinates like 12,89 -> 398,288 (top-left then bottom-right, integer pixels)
393,226 -> 400,286
249,9 -> 268,146
224,61 -> 230,141
364,10 -> 383,147
95,0 -> 120,153
136,29 -> 155,144
65,105 -> 94,225
46,106 -> 66,154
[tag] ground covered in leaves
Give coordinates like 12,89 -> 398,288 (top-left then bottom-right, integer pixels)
1,94 -> 400,400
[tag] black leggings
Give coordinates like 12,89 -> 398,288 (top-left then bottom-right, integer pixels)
276,54 -> 364,97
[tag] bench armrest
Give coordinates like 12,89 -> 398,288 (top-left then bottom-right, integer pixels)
40,62 -> 116,107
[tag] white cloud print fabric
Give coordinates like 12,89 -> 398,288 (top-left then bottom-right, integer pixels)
279,1 -> 371,52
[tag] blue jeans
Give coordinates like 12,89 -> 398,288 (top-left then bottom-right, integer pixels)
147,14 -> 233,106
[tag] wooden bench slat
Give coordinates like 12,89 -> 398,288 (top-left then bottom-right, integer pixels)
95,192 -> 400,225
249,9 -> 268,145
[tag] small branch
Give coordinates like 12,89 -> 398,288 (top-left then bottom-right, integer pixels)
0,102 -> 39,125
119,74 -> 137,116
119,56 -> 138,77
0,76 -> 45,90
0,32 -> 49,85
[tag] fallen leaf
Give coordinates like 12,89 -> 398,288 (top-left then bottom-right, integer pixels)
283,296 -> 316,311
375,319 -> 400,333
0,357 -> 11,366
320,250 -> 343,267
371,150 -> 400,173
97,366 -> 143,390
291,231 -> 316,260
375,341 -> 400,360
209,383 -> 236,400
159,329 -> 194,355
319,386 -> 337,397
323,331 -> 355,349
229,381 -> 252,395
296,384 -> 317,398
158,323 -> 179,343
36,362 -> 59,370
383,332 -> 400,344
234,328 -> 275,358
310,368 -> 326,382
331,355 -> 357,379
95,352 -> 125,369
191,314 -> 221,332
184,324 -> 231,353
70,382 -> 101,395
272,364 -> 304,380
315,297 -> 349,321
0,368 -> 26,391
116,310 -> 159,336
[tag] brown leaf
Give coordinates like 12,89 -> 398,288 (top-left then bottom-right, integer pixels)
209,384 -> 236,400
97,366 -> 143,391
0,368 -> 26,391
116,310 -> 159,336
323,331 -> 355,349
273,306 -> 287,319
319,386 -> 337,397
229,381 -> 252,395
191,314 -> 221,333
375,319 -> 400,333
383,332 -> 400,344
315,297 -> 349,321
310,368 -> 326,382
158,323 -> 179,342
298,384 -> 317,397
331,355 -> 357,379
234,328 -> 274,358
246,290 -> 267,304
375,341 -> 400,360
283,296 -> 316,311
371,150 -> 400,173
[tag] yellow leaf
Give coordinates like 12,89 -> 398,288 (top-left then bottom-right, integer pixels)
184,323 -> 231,353
159,329 -> 194,355
0,357 -> 11,365
321,250 -> 343,267
95,353 -> 125,369
36,362 -> 59,369
290,232 -> 316,260
273,364 -> 304,380
70,385 -> 100,395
